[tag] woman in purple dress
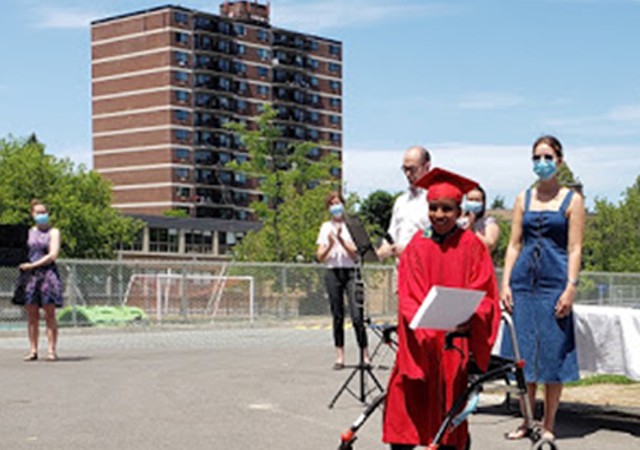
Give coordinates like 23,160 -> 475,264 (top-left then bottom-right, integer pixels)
19,199 -> 63,361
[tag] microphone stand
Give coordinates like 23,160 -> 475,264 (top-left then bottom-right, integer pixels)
328,216 -> 385,408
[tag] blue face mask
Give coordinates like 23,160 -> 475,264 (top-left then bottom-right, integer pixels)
463,200 -> 483,215
533,159 -> 557,180
34,213 -> 49,225
329,204 -> 344,218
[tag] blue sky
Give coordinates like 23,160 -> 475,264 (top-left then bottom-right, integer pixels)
1,0 -> 640,209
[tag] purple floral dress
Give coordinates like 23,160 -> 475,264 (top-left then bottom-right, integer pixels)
19,227 -> 64,307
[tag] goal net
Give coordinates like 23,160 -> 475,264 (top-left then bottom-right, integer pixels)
123,272 -> 255,322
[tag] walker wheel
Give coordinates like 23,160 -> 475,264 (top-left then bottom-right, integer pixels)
531,438 -> 558,450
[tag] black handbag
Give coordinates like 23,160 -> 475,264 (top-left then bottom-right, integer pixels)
11,276 -> 26,306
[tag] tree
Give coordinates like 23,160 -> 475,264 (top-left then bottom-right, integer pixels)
357,190 -> 395,243
0,135 -> 143,258
583,175 -> 640,272
224,106 -> 340,262
490,196 -> 506,210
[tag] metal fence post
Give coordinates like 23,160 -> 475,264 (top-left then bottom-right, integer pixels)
69,263 -> 78,328
281,265 -> 287,319
181,263 -> 188,320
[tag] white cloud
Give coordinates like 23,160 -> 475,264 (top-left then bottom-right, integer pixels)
51,145 -> 93,169
272,0 -> 458,33
343,143 -> 639,208
607,104 -> 640,122
33,7 -> 101,29
458,92 -> 524,110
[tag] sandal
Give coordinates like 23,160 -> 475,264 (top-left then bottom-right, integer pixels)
504,424 -> 528,440
23,352 -> 38,362
46,352 -> 58,362
333,362 -> 344,370
541,429 -> 556,442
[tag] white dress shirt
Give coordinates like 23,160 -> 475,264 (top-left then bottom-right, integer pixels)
387,187 -> 430,248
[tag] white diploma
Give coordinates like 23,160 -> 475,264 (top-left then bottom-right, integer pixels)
409,286 -> 486,331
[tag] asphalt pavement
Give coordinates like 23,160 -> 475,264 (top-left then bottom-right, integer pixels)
1,324 -> 639,450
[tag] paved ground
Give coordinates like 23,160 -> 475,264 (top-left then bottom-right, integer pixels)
1,324 -> 639,450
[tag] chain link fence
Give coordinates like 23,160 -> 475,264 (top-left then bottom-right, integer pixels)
1,260 -> 639,328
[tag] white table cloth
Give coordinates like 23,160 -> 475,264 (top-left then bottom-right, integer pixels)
493,305 -> 640,381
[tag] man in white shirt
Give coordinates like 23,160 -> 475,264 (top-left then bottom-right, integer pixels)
377,146 -> 431,259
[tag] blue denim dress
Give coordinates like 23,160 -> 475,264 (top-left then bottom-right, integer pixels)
501,189 -> 579,383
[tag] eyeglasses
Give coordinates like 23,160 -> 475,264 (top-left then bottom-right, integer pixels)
429,204 -> 456,213
532,154 -> 554,162
401,165 -> 420,173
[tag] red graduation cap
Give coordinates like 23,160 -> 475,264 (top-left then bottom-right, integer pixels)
414,168 -> 479,203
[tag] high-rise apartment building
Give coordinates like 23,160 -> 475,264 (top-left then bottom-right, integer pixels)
91,2 -> 343,223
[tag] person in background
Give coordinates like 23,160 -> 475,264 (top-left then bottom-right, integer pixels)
19,199 -> 63,362
382,169 -> 500,450
377,146 -> 431,259
501,135 -> 585,442
316,191 -> 370,369
459,185 -> 500,251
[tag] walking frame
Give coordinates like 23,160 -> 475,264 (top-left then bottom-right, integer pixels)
337,311 -> 559,450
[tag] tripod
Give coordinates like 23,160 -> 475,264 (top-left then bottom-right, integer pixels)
328,212 -> 388,409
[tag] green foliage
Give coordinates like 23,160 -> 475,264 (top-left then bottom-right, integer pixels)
566,374 -> 637,387
357,190 -> 395,242
490,217 -> 512,269
490,196 -> 506,210
583,175 -> 640,272
162,209 -> 190,218
0,135 -> 143,259
223,105 -> 340,262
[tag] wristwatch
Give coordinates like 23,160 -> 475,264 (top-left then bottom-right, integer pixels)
568,278 -> 579,287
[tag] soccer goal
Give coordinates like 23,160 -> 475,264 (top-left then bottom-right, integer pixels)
123,272 -> 255,323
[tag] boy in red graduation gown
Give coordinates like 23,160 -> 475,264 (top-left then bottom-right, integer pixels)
383,168 -> 501,450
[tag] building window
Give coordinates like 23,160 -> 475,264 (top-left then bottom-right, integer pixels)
218,40 -> 231,53
329,97 -> 341,107
308,129 -> 318,140
236,81 -> 247,93
330,166 -> 341,176
174,32 -> 189,45
310,94 -> 319,105
149,228 -> 179,253
174,11 -> 189,25
174,71 -> 189,84
236,44 -> 246,55
175,129 -> 191,142
120,229 -> 143,252
330,80 -> 340,91
328,62 -> 340,73
237,210 -> 249,221
257,29 -> 269,42
234,173 -> 247,185
219,77 -> 231,91
174,51 -> 189,67
309,111 -> 319,123
175,148 -> 190,161
219,21 -> 231,35
257,66 -> 269,78
185,230 -> 213,254
176,186 -> 190,199
308,147 -> 320,158
257,85 -> 269,96
329,44 -> 340,56
175,168 -> 189,180
236,99 -> 247,112
307,58 -> 319,70
329,115 -> 340,124
257,48 -> 270,61
330,133 -> 340,143
233,61 -> 246,74
234,24 -> 246,36
175,110 -> 190,123
309,40 -> 319,51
